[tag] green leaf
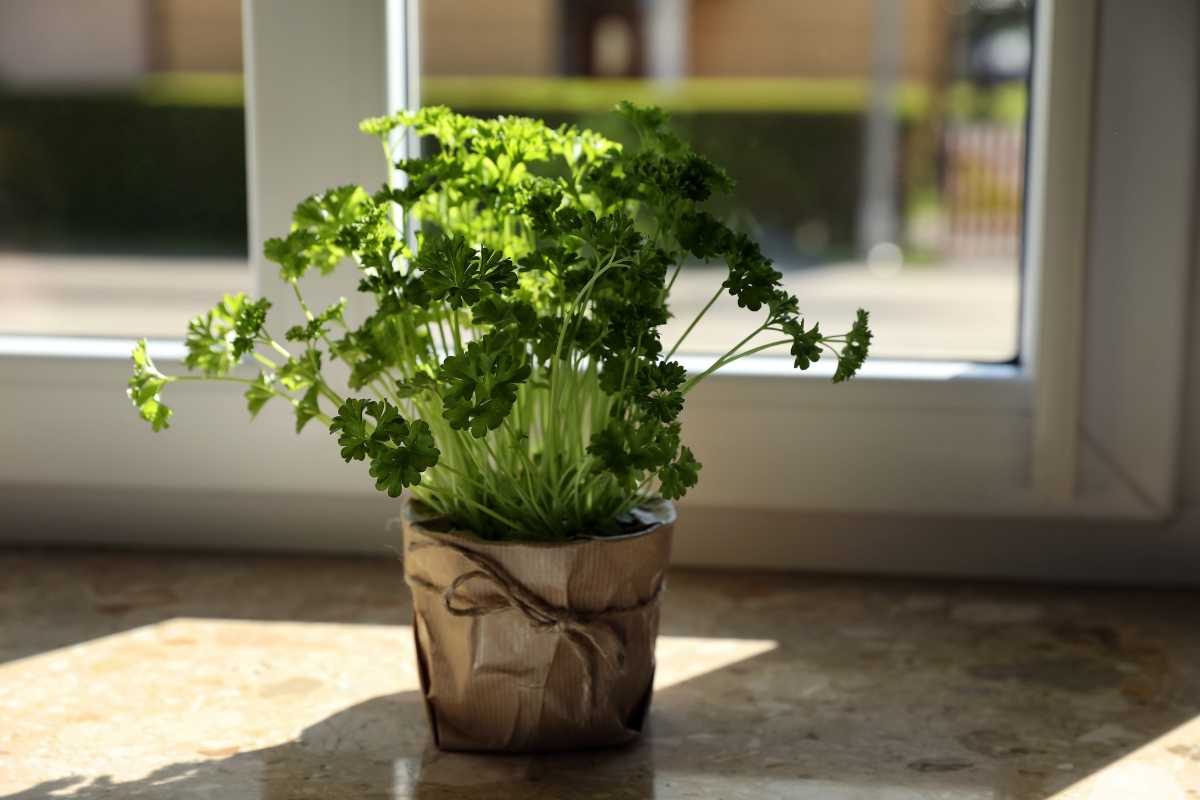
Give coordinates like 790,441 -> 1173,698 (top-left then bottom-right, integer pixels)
659,446 -> 700,500
264,231 -> 319,281
722,235 -> 782,312
615,102 -> 683,153
127,339 -> 173,431
782,318 -> 823,370
265,186 -> 373,281
232,297 -> 272,359
475,246 -> 519,293
279,349 -> 323,392
833,309 -> 872,383
676,211 -> 733,260
329,398 -> 440,495
284,298 -> 346,343
244,371 -> 276,418
587,416 -> 682,492
368,419 -> 440,497
329,397 -> 374,461
294,385 -> 322,433
393,373 -> 436,398
437,331 -> 531,437
417,236 -> 518,309
184,293 -> 246,377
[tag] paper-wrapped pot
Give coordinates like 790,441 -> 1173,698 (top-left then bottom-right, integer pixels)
401,497 -> 675,752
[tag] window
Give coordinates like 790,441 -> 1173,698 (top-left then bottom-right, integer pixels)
0,0 -> 247,338
421,0 -> 1032,362
2,0 -> 1195,579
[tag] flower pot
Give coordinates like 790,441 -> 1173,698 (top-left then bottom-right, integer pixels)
401,497 -> 675,753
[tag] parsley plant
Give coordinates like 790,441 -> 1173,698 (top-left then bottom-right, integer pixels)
129,104 -> 871,540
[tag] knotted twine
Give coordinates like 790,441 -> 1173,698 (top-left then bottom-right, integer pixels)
405,538 -> 664,714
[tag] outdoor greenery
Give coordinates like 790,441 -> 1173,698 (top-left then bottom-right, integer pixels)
0,91 -> 247,253
128,104 -> 870,540
1,76 -> 1023,256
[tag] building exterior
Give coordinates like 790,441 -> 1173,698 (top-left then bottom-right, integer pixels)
422,0 -> 950,84
1,1 -> 951,88
0,0 -> 242,87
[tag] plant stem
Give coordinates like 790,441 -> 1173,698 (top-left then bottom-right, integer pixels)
681,324 -> 769,394
666,285 -> 723,360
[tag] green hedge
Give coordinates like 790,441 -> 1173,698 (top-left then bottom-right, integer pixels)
2,75 -> 1022,259
1,86 -> 954,260
0,92 -> 247,254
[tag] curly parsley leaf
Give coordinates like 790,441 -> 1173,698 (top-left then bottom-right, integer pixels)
587,416 -> 684,493
781,318 -> 823,370
722,235 -> 782,312
285,299 -> 347,343
833,309 -> 872,383
659,446 -> 701,500
294,385 -> 322,433
417,235 -> 518,309
127,339 -> 173,431
368,422 -> 440,497
232,297 -> 272,359
329,397 -> 374,461
183,293 -> 271,374
635,360 -> 687,423
184,294 -> 246,376
264,186 -> 372,281
279,350 -> 323,392
330,398 -> 440,495
438,331 -> 531,437
244,371 -> 276,418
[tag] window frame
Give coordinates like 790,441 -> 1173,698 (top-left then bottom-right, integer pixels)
1,0 -> 1195,578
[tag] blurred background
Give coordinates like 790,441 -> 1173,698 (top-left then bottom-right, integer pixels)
0,0 -> 1032,361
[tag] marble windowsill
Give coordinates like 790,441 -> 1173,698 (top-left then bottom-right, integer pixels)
1,549 -> 1198,799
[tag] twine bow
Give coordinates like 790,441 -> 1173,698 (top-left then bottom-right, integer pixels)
405,538 -> 663,712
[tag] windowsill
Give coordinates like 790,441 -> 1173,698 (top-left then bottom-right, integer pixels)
3,546 -> 1197,797
0,252 -> 248,340
0,331 -> 1022,400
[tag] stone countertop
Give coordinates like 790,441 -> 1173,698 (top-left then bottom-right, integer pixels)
1,549 -> 1198,799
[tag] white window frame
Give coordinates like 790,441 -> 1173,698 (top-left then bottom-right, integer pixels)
2,0 -> 1196,581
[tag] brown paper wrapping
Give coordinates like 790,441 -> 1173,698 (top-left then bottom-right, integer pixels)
401,497 -> 675,753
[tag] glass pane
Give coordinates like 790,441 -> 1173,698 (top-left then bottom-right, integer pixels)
0,0 -> 248,337
420,0 -> 1031,361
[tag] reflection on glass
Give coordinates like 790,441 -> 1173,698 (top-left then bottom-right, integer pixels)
421,0 -> 1032,361
0,0 -> 247,337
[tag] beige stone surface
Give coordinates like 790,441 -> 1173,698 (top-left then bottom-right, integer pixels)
1,550 -> 1199,799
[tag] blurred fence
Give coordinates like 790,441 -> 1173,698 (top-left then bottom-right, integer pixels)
940,122 -> 1025,259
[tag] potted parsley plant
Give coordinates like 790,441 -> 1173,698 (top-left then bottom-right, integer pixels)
128,103 -> 870,752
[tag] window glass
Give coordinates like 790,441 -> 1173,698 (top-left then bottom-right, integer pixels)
421,0 -> 1032,361
0,0 -> 247,337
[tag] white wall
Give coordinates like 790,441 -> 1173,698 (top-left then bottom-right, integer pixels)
1082,0 -> 1198,513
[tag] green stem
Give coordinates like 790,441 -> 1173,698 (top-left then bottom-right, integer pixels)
172,374 -> 334,426
666,285 -> 722,360
664,261 -> 685,295
315,381 -> 345,408
267,339 -> 291,361
681,324 -> 769,394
